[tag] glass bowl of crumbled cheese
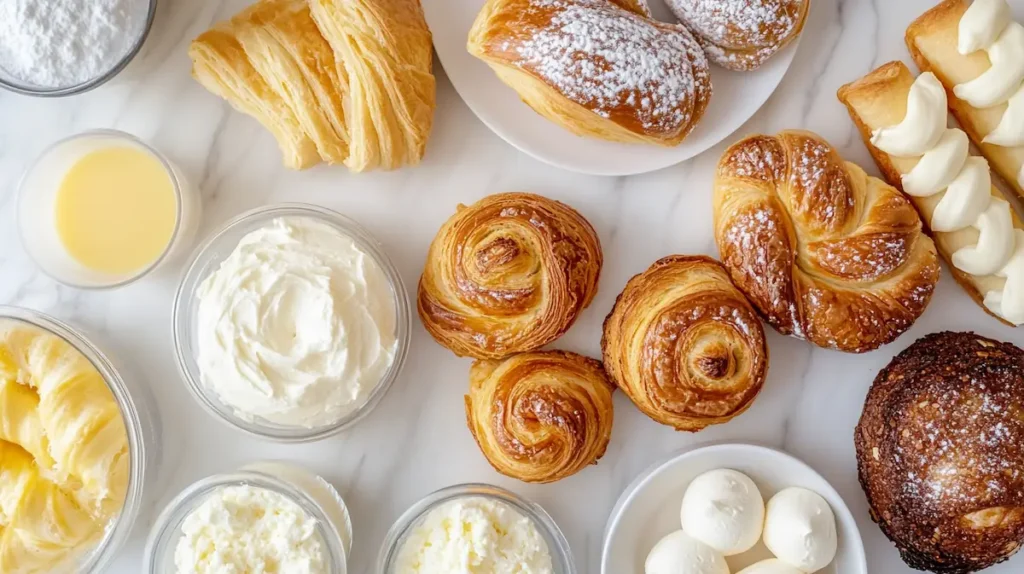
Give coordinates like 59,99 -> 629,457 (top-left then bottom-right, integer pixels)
0,0 -> 156,96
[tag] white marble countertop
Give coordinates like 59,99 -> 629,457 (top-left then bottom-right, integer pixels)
1,0 -> 1022,572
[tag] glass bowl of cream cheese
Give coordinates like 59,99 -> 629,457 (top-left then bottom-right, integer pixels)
144,461 -> 353,574
172,203 -> 411,442
378,483 -> 577,574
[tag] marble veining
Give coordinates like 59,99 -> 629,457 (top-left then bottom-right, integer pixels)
0,0 -> 1022,572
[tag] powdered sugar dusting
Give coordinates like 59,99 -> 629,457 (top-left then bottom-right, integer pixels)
514,0 -> 710,134
666,0 -> 804,70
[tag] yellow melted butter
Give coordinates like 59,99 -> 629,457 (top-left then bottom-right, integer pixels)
55,146 -> 177,275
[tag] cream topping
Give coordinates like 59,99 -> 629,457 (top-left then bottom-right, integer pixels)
872,72 -> 1023,325
955,21 -> 1024,108
870,73 -> 946,156
984,85 -> 1024,146
959,0 -> 1010,54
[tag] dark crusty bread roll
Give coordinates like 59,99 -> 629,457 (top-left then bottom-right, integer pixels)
856,332 -> 1024,573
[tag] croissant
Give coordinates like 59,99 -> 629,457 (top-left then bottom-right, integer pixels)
602,255 -> 768,432
666,0 -> 810,71
466,351 -> 615,483
467,0 -> 712,146
189,0 -> 434,172
418,193 -> 603,359
713,130 -> 940,353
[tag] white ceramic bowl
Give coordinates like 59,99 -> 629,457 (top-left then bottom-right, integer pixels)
602,443 -> 867,574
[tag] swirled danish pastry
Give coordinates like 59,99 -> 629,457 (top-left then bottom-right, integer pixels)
466,351 -> 614,483
418,193 -> 602,359
602,255 -> 767,432
714,130 -> 940,352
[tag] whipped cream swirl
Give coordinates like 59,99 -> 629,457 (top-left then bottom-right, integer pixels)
871,73 -> 1024,324
196,216 -> 398,428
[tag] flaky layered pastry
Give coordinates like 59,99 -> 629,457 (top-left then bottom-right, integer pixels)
856,332 -> 1024,574
466,351 -> 615,483
189,0 -> 434,171
467,0 -> 712,146
714,130 -> 940,353
666,0 -> 810,71
602,255 -> 767,432
418,193 -> 602,359
839,62 -> 1024,327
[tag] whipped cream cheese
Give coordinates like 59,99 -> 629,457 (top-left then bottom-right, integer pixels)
762,487 -> 838,573
395,497 -> 553,574
959,0 -> 1024,148
871,72 -> 1024,325
680,469 -> 765,556
174,485 -> 328,574
196,216 -> 397,428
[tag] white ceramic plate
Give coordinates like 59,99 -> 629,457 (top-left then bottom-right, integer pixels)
602,443 -> 867,574
422,0 -> 803,176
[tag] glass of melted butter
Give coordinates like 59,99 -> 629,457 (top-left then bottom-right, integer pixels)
18,130 -> 200,288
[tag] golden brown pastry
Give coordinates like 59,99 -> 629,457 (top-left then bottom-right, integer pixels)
466,350 -> 614,483
839,61 -> 1024,327
418,193 -> 602,359
666,0 -> 810,71
189,0 -> 434,172
467,0 -> 712,146
713,130 -> 940,353
906,0 -> 1024,203
601,255 -> 767,432
856,331 -> 1024,573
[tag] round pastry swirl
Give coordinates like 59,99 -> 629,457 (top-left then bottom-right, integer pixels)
714,130 -> 940,353
602,255 -> 767,432
466,350 -> 615,483
856,332 -> 1024,574
418,192 -> 602,359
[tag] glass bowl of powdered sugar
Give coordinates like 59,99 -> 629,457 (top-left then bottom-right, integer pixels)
0,0 -> 156,96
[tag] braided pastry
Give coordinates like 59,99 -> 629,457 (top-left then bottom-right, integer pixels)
418,193 -> 603,359
466,351 -> 614,483
714,130 -> 940,353
602,255 -> 767,432
666,0 -> 809,72
0,320 -> 129,573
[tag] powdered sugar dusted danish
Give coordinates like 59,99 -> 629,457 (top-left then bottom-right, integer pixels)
467,0 -> 712,146
667,0 -> 810,71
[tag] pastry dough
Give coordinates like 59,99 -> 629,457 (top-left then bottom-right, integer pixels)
714,130 -> 940,352
189,0 -> 435,172
856,332 -> 1024,573
602,255 -> 767,432
467,0 -> 712,146
466,350 -> 615,483
839,61 -> 1024,327
418,192 -> 602,359
906,0 -> 1024,201
0,320 -> 129,573
666,0 -> 810,71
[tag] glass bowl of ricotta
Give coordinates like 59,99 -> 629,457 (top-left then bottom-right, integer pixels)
144,461 -> 353,574
172,203 -> 411,442
378,483 -> 577,574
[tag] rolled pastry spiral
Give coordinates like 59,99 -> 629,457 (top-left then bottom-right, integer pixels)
602,255 -> 768,432
466,351 -> 615,483
714,130 -> 940,353
418,193 -> 603,359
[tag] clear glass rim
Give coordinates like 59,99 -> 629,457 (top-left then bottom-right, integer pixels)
144,468 -> 348,573
377,483 -> 577,574
16,128 -> 185,290
0,0 -> 157,97
171,202 -> 412,443
0,306 -> 146,573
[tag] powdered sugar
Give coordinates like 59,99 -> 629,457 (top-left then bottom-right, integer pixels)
514,0 -> 710,134
0,0 -> 143,88
667,0 -> 799,45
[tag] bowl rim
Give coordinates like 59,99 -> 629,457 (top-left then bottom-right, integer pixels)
600,441 -> 868,574
16,128 -> 186,289
171,202 -> 412,443
143,465 -> 350,574
0,305 -> 147,573
377,482 -> 577,574
0,0 -> 158,97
